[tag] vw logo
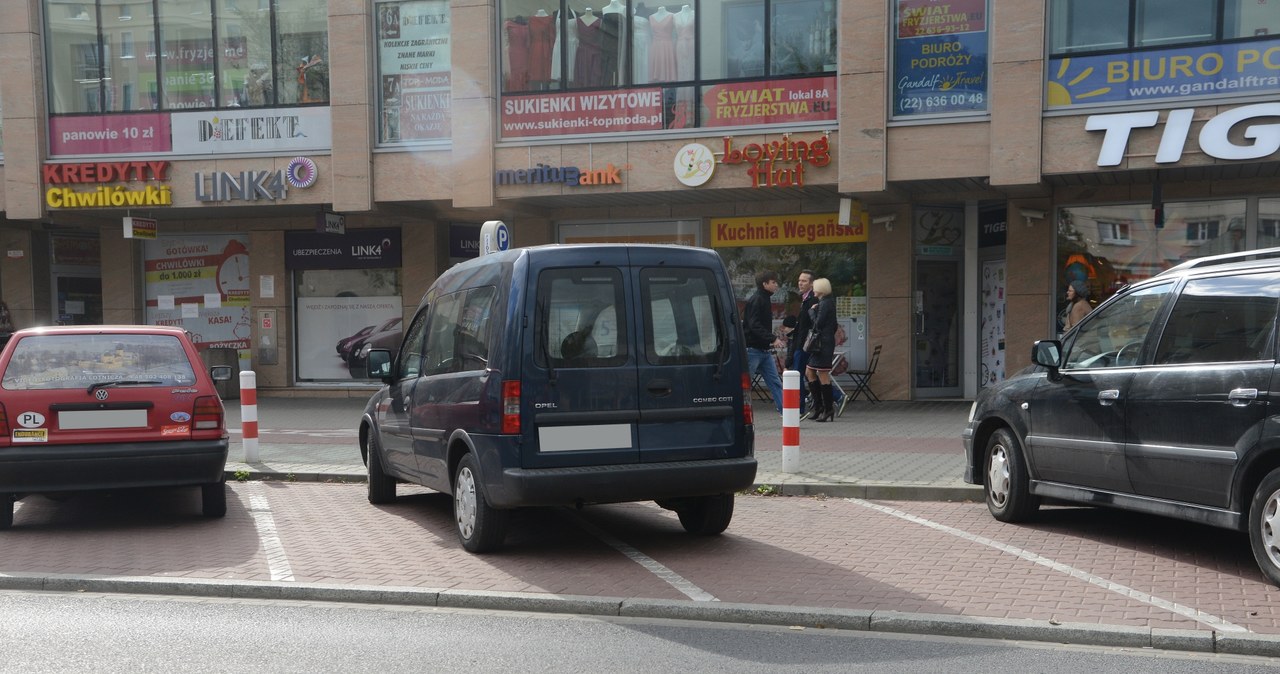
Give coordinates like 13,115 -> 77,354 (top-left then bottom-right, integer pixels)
95,389 -> 109,401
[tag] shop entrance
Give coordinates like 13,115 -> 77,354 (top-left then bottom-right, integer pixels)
52,274 -> 103,325
914,258 -> 962,397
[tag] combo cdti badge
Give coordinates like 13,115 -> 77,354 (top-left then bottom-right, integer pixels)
358,244 -> 758,552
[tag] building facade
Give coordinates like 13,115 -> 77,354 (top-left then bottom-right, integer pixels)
0,0 -> 1275,397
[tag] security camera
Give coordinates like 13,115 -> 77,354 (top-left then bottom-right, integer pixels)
871,214 -> 896,225
1019,208 -> 1047,221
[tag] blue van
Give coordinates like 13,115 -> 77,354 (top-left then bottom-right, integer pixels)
359,244 -> 757,552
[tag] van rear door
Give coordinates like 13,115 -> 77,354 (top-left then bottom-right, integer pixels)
628,249 -> 743,463
523,253 -> 641,467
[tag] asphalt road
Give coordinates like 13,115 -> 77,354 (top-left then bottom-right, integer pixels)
2,591 -> 1275,673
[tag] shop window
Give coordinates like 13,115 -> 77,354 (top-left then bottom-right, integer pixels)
1135,0 -> 1216,47
375,0 -> 452,145
44,0 -> 330,115
1058,200 -> 1248,330
497,0 -> 836,135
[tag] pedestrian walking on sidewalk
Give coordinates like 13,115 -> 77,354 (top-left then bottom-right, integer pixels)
804,277 -> 838,422
744,270 -> 785,414
787,269 -> 816,415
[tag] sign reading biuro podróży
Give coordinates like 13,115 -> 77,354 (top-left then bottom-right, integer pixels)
892,0 -> 989,118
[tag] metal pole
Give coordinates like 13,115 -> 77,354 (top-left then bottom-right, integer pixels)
782,369 -> 800,472
240,370 -> 259,463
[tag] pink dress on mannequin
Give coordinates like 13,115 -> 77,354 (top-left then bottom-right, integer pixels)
647,11 -> 677,82
674,8 -> 694,81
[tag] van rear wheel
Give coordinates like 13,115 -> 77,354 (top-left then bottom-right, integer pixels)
454,454 -> 508,553
677,494 -> 734,535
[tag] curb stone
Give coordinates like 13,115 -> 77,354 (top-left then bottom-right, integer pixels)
1,573 -> 1276,657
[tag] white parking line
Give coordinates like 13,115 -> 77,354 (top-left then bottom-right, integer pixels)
566,511 -> 718,602
847,498 -> 1247,633
244,484 -> 295,582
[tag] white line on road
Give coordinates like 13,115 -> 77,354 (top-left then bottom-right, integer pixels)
846,498 -> 1247,633
566,511 -> 718,602
244,484 -> 295,582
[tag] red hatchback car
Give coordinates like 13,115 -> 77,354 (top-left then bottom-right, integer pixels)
0,326 -> 232,528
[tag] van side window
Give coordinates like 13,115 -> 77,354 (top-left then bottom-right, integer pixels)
641,268 -> 723,364
397,310 -> 429,379
1154,273 -> 1280,365
423,288 -> 497,375
536,268 -> 628,368
1064,282 -> 1172,369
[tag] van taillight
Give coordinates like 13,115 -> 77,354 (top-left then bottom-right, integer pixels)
501,380 -> 521,434
193,396 -> 224,431
741,373 -> 754,425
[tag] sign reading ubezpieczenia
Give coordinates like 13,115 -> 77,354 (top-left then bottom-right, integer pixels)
377,0 -> 452,142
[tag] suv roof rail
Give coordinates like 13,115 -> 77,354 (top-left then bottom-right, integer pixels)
1156,246 -> 1280,277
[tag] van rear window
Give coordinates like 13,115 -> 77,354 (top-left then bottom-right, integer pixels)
2,334 -> 196,390
641,268 -> 724,365
536,268 -> 629,368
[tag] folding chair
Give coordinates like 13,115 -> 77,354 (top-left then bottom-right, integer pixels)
845,344 -> 882,403
829,353 -> 850,417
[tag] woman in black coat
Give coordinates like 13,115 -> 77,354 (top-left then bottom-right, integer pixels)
804,278 -> 838,422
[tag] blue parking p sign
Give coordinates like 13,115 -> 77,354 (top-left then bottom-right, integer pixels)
480,220 -> 510,256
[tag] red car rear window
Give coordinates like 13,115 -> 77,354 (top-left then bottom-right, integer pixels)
2,334 -> 196,390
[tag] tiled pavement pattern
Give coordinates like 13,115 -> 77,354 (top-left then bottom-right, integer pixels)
7,393 -> 1280,655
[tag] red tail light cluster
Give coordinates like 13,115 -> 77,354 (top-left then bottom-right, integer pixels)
193,395 -> 225,432
501,380 -> 521,434
0,402 -> 9,438
741,372 -> 754,425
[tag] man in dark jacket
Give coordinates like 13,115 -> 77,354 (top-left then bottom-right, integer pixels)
743,270 -> 784,414
787,270 -> 817,414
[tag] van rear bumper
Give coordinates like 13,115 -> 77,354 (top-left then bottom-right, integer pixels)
494,457 -> 759,508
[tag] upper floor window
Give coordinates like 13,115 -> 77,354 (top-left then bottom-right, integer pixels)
45,0 -> 329,115
1050,0 -> 1278,55
1186,220 -> 1221,243
1098,221 -> 1131,244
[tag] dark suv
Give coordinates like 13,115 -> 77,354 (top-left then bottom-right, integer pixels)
964,248 -> 1280,585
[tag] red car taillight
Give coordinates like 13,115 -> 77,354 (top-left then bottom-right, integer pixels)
501,380 -> 521,434
741,372 -> 754,425
193,395 -> 224,431
0,402 -> 9,436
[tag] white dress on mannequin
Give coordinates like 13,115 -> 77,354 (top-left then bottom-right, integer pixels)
674,5 -> 695,81
632,7 -> 651,84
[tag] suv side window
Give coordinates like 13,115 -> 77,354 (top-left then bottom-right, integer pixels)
456,287 -> 496,371
397,310 -> 429,379
1065,282 -> 1172,369
641,268 -> 724,364
423,292 -> 465,375
1154,273 -> 1280,365
536,268 -> 629,368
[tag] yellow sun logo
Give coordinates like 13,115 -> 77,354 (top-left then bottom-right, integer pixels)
1047,58 -> 1112,106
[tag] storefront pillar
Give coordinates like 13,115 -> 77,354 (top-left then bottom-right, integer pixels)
866,205 -> 912,401
1004,201 -> 1054,375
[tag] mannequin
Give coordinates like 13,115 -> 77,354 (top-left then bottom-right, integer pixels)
648,5 -> 676,82
575,8 -> 605,86
603,0 -> 624,13
601,0 -> 625,85
673,4 -> 695,81
535,8 -> 548,15
528,9 -> 555,86
632,2 -> 651,84
579,7 -> 598,25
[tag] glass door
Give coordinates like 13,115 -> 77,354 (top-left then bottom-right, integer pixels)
53,274 -> 103,325
914,259 -> 962,397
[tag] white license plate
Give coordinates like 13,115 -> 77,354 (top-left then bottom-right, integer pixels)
537,424 -> 632,452
59,409 -> 148,430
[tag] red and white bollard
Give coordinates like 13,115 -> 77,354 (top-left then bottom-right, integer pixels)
782,369 -> 800,473
240,370 -> 259,463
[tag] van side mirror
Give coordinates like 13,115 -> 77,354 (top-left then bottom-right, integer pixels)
209,365 -> 233,381
366,349 -> 394,381
1032,340 -> 1062,379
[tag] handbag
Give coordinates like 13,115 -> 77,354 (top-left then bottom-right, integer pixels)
803,332 -> 820,353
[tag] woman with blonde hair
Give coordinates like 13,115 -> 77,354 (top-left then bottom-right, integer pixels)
803,278 -> 838,422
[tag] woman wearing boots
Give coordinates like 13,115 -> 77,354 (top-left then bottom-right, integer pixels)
804,278 -> 838,422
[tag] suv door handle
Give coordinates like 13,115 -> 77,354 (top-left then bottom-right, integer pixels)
646,379 -> 672,397
1098,389 -> 1120,406
1229,388 -> 1258,407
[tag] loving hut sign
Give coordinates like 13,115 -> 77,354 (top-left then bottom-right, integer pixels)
720,134 -> 831,188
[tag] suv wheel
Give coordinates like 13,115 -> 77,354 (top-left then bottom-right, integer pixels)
677,494 -> 735,535
985,428 -> 1039,522
1249,468 -> 1280,586
366,434 -> 397,504
454,454 -> 508,553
